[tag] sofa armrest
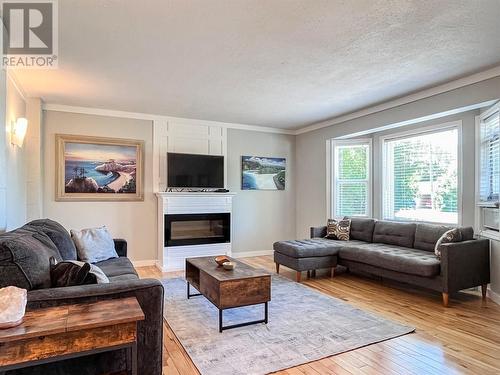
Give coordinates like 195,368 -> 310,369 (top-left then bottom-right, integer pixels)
27,279 -> 164,375
113,238 -> 127,257
310,226 -> 327,238
440,239 -> 490,293
27,278 -> 161,304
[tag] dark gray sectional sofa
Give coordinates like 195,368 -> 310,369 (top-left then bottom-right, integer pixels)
0,219 -> 164,375
274,218 -> 490,306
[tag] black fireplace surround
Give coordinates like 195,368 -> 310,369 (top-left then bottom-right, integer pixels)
164,213 -> 230,247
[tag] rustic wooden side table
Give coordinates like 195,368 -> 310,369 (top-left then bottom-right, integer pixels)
0,296 -> 144,374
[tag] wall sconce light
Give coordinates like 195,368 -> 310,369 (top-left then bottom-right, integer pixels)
11,117 -> 28,147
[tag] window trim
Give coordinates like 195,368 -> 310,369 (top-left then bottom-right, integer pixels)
476,103 -> 500,207
329,138 -> 372,219
475,102 -> 500,239
378,120 -> 463,226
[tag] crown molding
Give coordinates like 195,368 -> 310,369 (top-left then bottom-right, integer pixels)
42,103 -> 295,135
295,65 -> 500,135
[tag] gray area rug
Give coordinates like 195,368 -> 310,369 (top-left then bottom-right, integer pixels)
163,275 -> 414,375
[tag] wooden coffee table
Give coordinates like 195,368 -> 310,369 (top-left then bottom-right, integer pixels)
0,297 -> 144,374
186,256 -> 271,332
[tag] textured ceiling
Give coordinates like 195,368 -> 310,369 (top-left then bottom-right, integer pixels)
13,0 -> 500,129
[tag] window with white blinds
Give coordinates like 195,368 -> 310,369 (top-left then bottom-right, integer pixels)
332,140 -> 371,217
479,108 -> 500,204
382,126 -> 459,224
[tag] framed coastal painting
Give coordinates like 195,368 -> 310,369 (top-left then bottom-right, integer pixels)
55,134 -> 144,201
241,156 -> 286,190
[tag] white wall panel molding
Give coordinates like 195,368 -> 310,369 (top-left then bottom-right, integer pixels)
42,103 -> 295,135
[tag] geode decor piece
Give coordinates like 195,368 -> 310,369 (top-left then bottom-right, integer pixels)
0,286 -> 27,329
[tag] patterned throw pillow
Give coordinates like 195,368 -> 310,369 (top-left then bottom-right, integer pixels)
434,228 -> 462,258
325,219 -> 351,241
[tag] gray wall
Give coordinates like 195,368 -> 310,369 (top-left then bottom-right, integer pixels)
227,129 -> 295,254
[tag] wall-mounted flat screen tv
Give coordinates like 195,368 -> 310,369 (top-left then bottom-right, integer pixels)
167,153 -> 224,188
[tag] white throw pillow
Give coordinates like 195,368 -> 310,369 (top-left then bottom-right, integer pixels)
71,226 -> 118,263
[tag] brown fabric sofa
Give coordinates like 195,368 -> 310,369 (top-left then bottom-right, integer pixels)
274,218 -> 490,306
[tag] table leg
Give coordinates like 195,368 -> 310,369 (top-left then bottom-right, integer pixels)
126,344 -> 131,373
186,282 -> 202,299
131,342 -> 137,375
219,309 -> 223,333
219,302 -> 269,332
264,302 -> 268,324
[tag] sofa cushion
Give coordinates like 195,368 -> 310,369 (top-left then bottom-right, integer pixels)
274,238 -> 365,258
108,274 -> 140,282
94,257 -> 138,279
414,223 -> 451,251
345,217 -> 376,242
373,221 -> 416,248
414,223 -> 474,252
459,227 -> 474,241
0,227 -> 62,290
25,219 -> 77,260
339,243 -> 441,277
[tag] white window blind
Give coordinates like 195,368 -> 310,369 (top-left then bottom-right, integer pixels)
479,109 -> 500,204
383,127 -> 458,224
333,141 -> 371,217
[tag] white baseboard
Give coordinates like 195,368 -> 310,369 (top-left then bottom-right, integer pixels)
131,259 -> 157,268
487,287 -> 500,305
232,250 -> 274,258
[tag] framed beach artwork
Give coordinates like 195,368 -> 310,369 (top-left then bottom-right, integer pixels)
55,134 -> 144,201
241,156 -> 286,190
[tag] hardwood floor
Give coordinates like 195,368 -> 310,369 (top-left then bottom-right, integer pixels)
137,256 -> 500,375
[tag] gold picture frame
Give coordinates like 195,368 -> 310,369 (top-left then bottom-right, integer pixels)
55,134 -> 144,201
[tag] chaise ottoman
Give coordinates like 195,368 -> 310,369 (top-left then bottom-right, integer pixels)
273,238 -> 339,282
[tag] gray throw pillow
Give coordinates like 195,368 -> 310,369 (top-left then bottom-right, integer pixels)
71,226 -> 118,263
325,219 -> 351,241
434,228 -> 462,258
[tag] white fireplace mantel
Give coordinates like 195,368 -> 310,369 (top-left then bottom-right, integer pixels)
156,192 -> 236,271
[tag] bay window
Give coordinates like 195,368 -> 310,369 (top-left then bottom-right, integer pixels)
382,124 -> 459,224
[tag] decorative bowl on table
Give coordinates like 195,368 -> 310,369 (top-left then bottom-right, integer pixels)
222,262 -> 235,270
215,255 -> 230,266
